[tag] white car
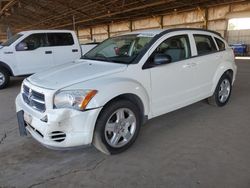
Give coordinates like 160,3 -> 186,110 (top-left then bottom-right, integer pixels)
16,28 -> 237,154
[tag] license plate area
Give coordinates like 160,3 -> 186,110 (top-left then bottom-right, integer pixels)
17,110 -> 27,136
24,112 -> 33,125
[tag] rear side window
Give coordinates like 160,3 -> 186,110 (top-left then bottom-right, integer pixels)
194,34 -> 217,55
47,33 -> 74,46
215,37 -> 225,51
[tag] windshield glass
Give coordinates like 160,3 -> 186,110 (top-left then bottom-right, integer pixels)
82,34 -> 153,64
2,34 -> 23,46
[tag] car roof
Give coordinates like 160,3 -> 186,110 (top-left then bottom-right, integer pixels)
121,28 -> 221,38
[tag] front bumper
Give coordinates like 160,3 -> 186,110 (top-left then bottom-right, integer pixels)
16,94 -> 102,149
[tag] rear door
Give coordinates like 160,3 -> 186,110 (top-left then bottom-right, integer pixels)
190,33 -> 220,97
47,32 -> 81,66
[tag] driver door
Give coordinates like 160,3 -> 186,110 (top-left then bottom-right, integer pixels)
146,34 -> 198,117
15,33 -> 54,75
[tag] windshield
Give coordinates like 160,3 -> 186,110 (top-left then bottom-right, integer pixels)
82,34 -> 153,64
2,34 -> 23,47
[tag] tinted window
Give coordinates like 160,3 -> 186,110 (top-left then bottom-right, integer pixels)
16,33 -> 47,51
154,35 -> 191,62
215,37 -> 225,51
194,34 -> 217,55
47,33 -> 74,46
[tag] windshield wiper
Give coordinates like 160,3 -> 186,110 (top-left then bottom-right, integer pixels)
81,55 -> 96,60
82,54 -> 130,64
81,55 -> 114,63
95,55 -> 116,63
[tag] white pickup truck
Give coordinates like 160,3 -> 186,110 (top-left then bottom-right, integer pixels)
0,30 -> 97,89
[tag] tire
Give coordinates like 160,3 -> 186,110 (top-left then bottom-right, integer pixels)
0,68 -> 10,89
207,74 -> 232,107
93,100 -> 141,155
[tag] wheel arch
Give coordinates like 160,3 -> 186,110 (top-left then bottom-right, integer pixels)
0,61 -> 13,76
92,93 -> 148,154
103,93 -> 147,123
224,69 -> 233,82
212,68 -> 234,93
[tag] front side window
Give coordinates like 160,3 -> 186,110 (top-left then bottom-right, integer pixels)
194,34 -> 217,55
215,37 -> 225,51
83,34 -> 153,64
16,33 -> 47,51
47,33 -> 74,46
154,35 -> 191,62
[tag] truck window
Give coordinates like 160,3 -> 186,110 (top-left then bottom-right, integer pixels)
194,34 -> 217,55
47,33 -> 74,46
16,33 -> 47,51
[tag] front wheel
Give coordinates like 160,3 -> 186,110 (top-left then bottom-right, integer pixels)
93,100 -> 141,155
208,74 -> 232,107
0,68 -> 10,89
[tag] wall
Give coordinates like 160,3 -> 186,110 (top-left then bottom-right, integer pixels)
0,25 -> 6,42
77,2 -> 250,46
228,30 -> 250,44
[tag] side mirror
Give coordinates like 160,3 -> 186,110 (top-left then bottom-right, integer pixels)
16,42 -> 28,51
154,53 -> 172,65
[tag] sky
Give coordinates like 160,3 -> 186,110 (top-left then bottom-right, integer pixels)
228,18 -> 250,30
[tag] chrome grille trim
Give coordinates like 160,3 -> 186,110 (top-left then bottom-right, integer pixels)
22,84 -> 46,112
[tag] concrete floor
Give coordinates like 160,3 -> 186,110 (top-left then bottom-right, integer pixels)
0,59 -> 250,188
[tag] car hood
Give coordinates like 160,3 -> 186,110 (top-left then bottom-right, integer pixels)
27,59 -> 127,90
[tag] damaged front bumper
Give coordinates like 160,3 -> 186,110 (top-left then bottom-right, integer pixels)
16,94 -> 102,149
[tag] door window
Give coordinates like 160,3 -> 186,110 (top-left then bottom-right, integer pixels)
152,35 -> 191,63
156,35 -> 190,62
47,33 -> 74,46
16,33 -> 47,51
194,34 -> 217,55
215,37 -> 225,51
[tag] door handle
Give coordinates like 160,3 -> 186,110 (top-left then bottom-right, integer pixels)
45,51 -> 52,54
72,49 -> 78,52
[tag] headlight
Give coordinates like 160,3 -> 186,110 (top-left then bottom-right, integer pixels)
54,89 -> 97,111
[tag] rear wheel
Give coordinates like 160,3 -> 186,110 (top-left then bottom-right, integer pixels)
208,74 -> 232,107
93,100 -> 141,155
0,68 -> 10,89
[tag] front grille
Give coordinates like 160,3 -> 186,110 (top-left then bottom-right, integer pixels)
22,85 -> 46,112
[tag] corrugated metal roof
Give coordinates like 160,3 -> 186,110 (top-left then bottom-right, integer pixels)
0,0 -> 247,33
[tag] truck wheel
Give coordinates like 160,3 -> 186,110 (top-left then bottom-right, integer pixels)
0,68 -> 10,89
207,74 -> 232,107
93,100 -> 141,155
